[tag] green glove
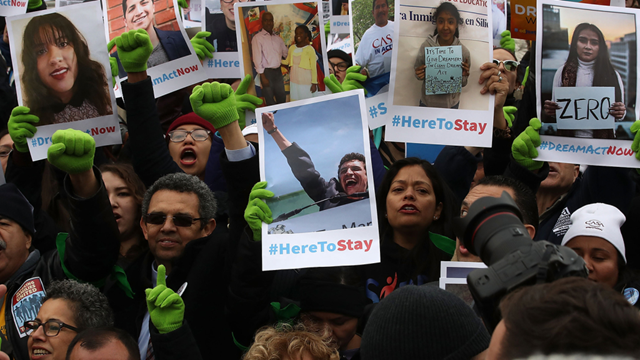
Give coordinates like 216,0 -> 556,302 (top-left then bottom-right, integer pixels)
177,0 -> 188,17
235,75 -> 263,129
324,74 -> 343,93
244,181 -> 274,241
323,66 -> 368,94
503,106 -> 517,128
191,31 -> 215,61
27,0 -> 42,10
324,22 -> 330,41
522,66 -> 530,88
500,30 -> 515,54
47,129 -> 95,174
109,57 -> 118,88
8,106 -> 39,153
145,265 -> 184,334
107,29 -> 153,73
190,82 -> 238,129
630,120 -> 640,161
512,118 -> 543,171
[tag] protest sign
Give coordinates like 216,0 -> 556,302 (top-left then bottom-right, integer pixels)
0,0 -> 27,17
257,90 -> 379,270
183,0 -> 202,28
351,0 -> 393,129
103,0 -> 205,98
201,0 -> 245,78
7,2 -> 121,161
536,0 -> 640,167
424,45 -> 462,95
554,87 -> 616,130
511,0 -> 536,40
385,0 -> 494,147
329,0 -> 350,33
439,262 -> 487,306
236,0 -> 329,105
491,0 -> 507,45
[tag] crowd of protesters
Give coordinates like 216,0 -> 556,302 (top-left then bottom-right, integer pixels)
1,0 -> 640,359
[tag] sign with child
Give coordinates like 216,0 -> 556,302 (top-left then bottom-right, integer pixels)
424,46 -> 462,95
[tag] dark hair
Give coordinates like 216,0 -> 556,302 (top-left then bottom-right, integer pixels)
338,153 -> 366,174
99,163 -> 146,208
21,13 -> 111,125
43,280 -> 113,331
474,176 -> 539,232
66,327 -> 140,360
371,0 -> 388,13
301,266 -> 362,287
497,277 -> 640,359
564,23 -> 622,102
295,25 -> 312,44
432,2 -> 463,39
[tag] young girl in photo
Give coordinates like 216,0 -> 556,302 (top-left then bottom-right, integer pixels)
414,2 -> 470,109
21,13 -> 112,125
282,25 -> 318,101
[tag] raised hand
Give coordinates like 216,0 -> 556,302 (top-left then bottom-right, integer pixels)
191,31 -> 215,61
47,129 -> 95,174
500,30 -> 515,53
107,29 -> 153,73
190,82 -> 238,130
8,106 -> 39,153
145,265 -> 185,334
235,75 -> 263,129
512,118 -> 543,171
244,181 -> 274,241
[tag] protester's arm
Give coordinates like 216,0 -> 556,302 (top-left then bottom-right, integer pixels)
111,30 -> 183,187
262,112 -> 292,151
414,42 -> 426,80
48,130 -> 119,282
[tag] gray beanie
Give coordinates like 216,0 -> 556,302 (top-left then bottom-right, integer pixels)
360,285 -> 490,360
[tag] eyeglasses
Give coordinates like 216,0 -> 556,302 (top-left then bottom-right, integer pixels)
329,61 -> 348,73
220,0 -> 249,4
492,59 -> 519,72
167,129 -> 211,143
24,319 -> 79,337
578,36 -> 599,48
0,145 -> 11,158
144,213 -> 203,227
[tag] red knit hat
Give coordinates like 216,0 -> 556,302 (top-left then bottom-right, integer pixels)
166,113 -> 216,137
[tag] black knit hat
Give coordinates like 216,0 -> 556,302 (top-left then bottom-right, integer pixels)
0,183 -> 35,235
360,285 -> 490,360
327,49 -> 353,67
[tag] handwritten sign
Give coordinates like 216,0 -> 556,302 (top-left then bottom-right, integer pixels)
425,45 -> 462,95
554,87 -> 616,130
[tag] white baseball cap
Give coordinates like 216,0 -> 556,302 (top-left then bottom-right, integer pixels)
561,203 -> 627,263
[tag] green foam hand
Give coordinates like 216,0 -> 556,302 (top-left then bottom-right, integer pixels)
512,118 -> 543,171
191,31 -> 215,61
109,57 -> 118,88
145,265 -> 185,334
323,66 -> 368,94
190,82 -> 239,130
503,106 -> 517,128
500,30 -> 516,54
244,181 -> 274,241
235,75 -> 263,129
27,0 -> 42,10
107,29 -> 153,73
630,120 -> 640,164
8,106 -> 39,153
47,129 -> 95,174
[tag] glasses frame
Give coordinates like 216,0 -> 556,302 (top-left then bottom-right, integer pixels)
0,145 -> 12,158
167,129 -> 212,143
24,319 -> 79,337
329,61 -> 348,73
144,213 -> 204,227
492,59 -> 519,72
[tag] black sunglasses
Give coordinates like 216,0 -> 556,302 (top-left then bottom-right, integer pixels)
144,213 -> 203,227
24,319 -> 79,337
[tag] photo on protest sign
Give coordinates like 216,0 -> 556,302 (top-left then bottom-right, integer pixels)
351,0 -> 393,129
329,0 -> 350,34
236,0 -> 329,106
183,0 -> 202,28
200,0 -> 250,78
439,262 -> 486,307
102,0 -> 204,98
0,0 -> 27,17
257,91 -> 379,270
491,0 -> 506,45
535,0 -> 640,167
7,2 -> 120,161
385,0 -> 494,147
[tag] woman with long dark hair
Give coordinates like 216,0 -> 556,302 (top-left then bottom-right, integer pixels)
21,13 -> 112,125
544,23 -> 626,138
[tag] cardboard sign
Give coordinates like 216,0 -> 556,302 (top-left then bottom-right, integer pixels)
554,87 -> 616,130
12,277 -> 46,338
425,46 -> 463,95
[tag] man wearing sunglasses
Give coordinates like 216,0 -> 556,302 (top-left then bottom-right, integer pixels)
25,280 -> 113,360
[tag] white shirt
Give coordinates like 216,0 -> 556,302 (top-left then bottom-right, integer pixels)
552,59 -> 625,103
251,29 -> 288,74
354,21 -> 394,78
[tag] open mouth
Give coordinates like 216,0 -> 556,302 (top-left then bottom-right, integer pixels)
32,349 -> 51,357
50,68 -> 68,80
113,213 -> 122,221
399,204 -> 418,213
345,178 -> 358,189
180,148 -> 197,166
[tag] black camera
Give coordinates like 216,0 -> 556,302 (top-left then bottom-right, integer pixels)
453,191 -> 588,331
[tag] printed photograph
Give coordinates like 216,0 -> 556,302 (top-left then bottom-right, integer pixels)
204,0 -> 251,52
9,4 -> 115,125
260,94 -> 373,234
237,0 -> 328,105
539,3 -> 637,139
